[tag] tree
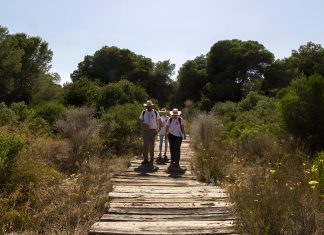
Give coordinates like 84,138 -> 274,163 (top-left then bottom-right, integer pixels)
0,26 -> 53,104
175,55 -> 208,107
280,74 -> 324,155
207,39 -> 274,102
149,60 -> 175,106
71,46 -> 175,105
261,59 -> 299,94
71,46 -> 153,84
289,42 -> 324,77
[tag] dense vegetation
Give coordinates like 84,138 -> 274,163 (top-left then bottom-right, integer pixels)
0,24 -> 323,234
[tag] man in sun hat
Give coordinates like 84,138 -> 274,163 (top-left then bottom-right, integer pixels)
165,108 -> 186,168
139,100 -> 161,165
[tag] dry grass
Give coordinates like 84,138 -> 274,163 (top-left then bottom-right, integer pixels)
190,115 -> 323,234
0,136 -> 132,234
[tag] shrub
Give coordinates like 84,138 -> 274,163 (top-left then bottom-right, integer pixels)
0,102 -> 18,126
55,107 -> 98,172
100,103 -> 143,154
229,155 -> 322,234
280,74 -> 324,155
99,80 -> 148,110
190,114 -> 229,182
211,101 -> 238,116
190,113 -> 220,149
239,91 -> 265,111
34,102 -> 67,125
0,131 -> 26,188
10,102 -> 32,122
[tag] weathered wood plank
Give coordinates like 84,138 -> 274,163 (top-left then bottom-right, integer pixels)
108,207 -> 233,215
101,213 -> 236,222
108,192 -> 228,199
89,221 -> 237,235
108,201 -> 231,209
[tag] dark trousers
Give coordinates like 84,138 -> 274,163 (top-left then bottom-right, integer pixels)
168,133 -> 182,165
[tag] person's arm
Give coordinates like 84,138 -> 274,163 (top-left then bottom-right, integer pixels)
181,122 -> 186,139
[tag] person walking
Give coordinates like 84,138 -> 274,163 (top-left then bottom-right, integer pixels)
166,108 -> 186,168
157,108 -> 169,162
139,100 -> 161,166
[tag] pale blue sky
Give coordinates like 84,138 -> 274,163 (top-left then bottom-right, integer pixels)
1,0 -> 324,84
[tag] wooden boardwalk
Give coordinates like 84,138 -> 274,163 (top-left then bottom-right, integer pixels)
89,137 -> 237,234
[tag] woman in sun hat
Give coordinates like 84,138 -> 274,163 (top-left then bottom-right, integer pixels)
157,108 -> 169,162
165,108 -> 186,168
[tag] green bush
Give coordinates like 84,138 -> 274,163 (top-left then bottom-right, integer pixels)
280,74 -> 324,154
239,91 -> 265,111
100,103 -> 143,153
99,80 -> 148,110
0,102 -> 18,126
63,77 -> 101,107
34,102 -> 67,125
10,102 -> 32,122
211,101 -> 238,116
0,131 -> 26,187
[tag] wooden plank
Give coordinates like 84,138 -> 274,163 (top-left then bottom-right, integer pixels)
108,192 -> 228,199
108,207 -> 233,215
89,221 -> 237,235
108,201 -> 231,209
100,213 -> 236,222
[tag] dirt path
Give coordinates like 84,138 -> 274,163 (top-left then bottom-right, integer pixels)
89,137 -> 238,234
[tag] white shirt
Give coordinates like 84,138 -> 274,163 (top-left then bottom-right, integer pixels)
159,115 -> 169,135
139,109 -> 160,129
167,117 -> 183,137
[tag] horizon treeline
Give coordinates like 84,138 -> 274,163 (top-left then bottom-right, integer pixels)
1,25 -> 324,110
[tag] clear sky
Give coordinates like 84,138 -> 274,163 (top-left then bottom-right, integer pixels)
1,0 -> 324,84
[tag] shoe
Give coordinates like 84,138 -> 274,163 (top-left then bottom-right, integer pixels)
163,154 -> 168,162
141,160 -> 149,165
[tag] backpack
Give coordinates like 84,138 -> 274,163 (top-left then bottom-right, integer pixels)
141,110 -> 158,121
168,117 -> 182,126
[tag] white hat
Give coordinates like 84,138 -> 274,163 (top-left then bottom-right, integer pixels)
170,108 -> 181,116
144,100 -> 154,107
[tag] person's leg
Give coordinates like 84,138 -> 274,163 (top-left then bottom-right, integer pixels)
149,130 -> 156,163
159,134 -> 163,156
174,136 -> 182,167
142,130 -> 149,162
168,134 -> 175,164
164,135 -> 168,156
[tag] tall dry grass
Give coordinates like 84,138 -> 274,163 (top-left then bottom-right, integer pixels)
190,114 -> 323,234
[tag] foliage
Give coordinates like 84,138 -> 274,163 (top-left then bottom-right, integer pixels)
280,74 -> 324,154
34,102 -> 67,125
99,80 -> 148,109
0,131 -> 26,188
206,39 -> 274,102
63,77 -> 101,107
55,107 -> 98,172
211,101 -> 238,116
0,102 -> 18,126
174,56 -> 208,107
262,58 -> 299,94
0,26 -> 53,104
290,41 -> 324,76
100,103 -> 143,154
70,46 -> 175,105
10,102 -> 32,122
